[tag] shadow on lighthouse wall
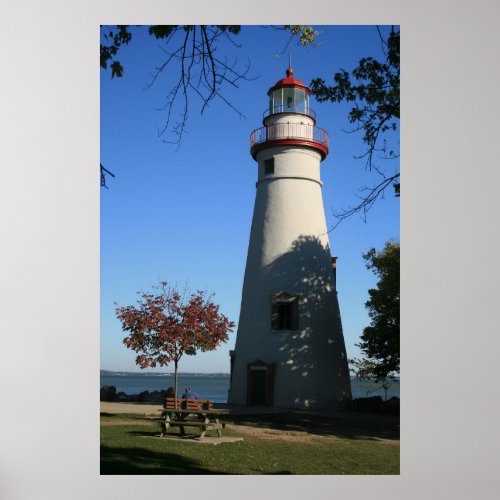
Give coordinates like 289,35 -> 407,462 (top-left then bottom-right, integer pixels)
262,235 -> 352,409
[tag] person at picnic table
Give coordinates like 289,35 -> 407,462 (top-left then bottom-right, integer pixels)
166,386 -> 175,397
182,387 -> 197,399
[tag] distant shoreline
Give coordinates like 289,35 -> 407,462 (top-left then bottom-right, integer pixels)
100,370 -> 400,382
101,370 -> 230,377
101,371 -> 399,406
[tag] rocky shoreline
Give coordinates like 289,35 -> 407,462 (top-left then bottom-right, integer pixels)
100,385 -> 169,404
100,385 -> 399,414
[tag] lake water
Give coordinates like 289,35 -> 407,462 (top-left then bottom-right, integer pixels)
100,371 -> 400,402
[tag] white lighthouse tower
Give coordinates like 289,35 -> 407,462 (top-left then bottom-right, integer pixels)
228,66 -> 352,410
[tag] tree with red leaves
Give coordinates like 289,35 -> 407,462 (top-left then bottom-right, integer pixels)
115,281 -> 235,405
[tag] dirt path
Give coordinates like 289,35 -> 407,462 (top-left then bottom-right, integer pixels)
100,415 -> 334,442
100,410 -> 399,444
100,417 -> 157,426
101,402 -> 163,415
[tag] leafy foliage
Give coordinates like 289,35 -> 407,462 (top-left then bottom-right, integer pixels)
283,25 -> 319,47
311,28 -> 399,166
310,27 -> 400,223
115,281 -> 234,396
100,25 -> 132,77
147,25 -> 178,39
354,241 -> 400,381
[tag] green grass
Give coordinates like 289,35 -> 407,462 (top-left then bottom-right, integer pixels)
101,412 -> 399,475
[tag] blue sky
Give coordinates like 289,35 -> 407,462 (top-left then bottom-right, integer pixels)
100,25 -> 400,373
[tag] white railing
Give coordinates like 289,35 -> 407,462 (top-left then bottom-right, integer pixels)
250,123 -> 328,149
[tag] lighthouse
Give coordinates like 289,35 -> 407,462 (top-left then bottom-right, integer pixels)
228,65 -> 352,410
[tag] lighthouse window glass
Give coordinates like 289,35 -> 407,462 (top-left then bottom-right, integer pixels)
271,89 -> 283,113
264,158 -> 274,176
272,293 -> 299,331
294,88 -> 307,113
283,88 -> 294,110
278,303 -> 293,330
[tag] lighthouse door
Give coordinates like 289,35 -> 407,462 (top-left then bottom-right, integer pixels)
250,369 -> 267,405
247,361 -> 275,406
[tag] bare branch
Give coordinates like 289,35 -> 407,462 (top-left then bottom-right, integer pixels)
376,26 -> 388,55
200,25 -> 217,114
329,173 -> 400,230
141,25 -> 254,144
100,163 -> 115,189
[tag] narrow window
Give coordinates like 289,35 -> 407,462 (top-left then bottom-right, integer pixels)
264,158 -> 274,176
278,303 -> 292,329
271,293 -> 299,330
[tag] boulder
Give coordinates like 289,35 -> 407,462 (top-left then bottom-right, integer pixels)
136,391 -> 150,402
149,391 -> 162,403
100,388 -> 169,404
115,391 -> 129,402
100,385 -> 117,402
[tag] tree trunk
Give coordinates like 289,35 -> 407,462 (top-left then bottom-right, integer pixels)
383,381 -> 389,401
174,359 -> 179,409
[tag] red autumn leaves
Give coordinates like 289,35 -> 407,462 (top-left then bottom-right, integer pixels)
115,281 -> 235,369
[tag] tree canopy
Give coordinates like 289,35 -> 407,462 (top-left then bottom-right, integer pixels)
353,240 -> 400,381
115,281 -> 235,398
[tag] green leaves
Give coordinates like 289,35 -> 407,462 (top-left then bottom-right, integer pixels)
148,25 -> 177,39
147,25 -> 241,41
100,25 -> 132,76
310,28 -> 400,173
110,61 -> 124,78
356,241 -> 400,381
217,25 -> 241,35
283,25 -> 319,47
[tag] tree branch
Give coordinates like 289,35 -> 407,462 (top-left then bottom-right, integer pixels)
330,172 -> 400,229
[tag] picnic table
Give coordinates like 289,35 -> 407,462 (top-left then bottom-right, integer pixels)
159,397 -> 225,440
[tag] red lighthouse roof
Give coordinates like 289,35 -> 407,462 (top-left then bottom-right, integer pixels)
267,67 -> 311,95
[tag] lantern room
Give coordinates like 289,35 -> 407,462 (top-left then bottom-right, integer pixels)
266,67 -> 313,119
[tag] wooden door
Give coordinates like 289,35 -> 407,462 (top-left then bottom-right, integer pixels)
250,369 -> 267,405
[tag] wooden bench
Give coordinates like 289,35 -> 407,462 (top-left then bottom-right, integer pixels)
159,397 -> 225,440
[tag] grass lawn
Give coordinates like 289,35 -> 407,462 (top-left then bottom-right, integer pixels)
100,412 -> 399,475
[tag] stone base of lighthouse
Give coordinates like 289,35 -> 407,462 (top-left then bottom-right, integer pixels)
228,146 -> 352,411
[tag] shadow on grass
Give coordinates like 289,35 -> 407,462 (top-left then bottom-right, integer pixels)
226,413 -> 399,441
101,444 -> 228,475
101,411 -> 399,441
126,428 -> 231,443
